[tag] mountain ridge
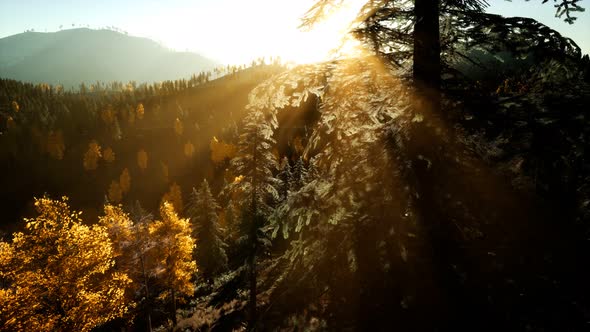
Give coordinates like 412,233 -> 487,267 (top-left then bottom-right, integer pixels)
0,28 -> 218,87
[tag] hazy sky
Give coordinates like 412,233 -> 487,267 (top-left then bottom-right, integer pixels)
1,0 -> 588,65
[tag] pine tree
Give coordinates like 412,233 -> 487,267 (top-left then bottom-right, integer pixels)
186,179 -> 228,282
229,108 -> 280,329
277,156 -> 293,201
291,157 -> 307,191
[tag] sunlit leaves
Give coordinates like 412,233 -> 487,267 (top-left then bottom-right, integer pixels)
162,182 -> 183,213
136,103 -> 145,120
103,147 -> 116,163
11,101 -> 19,113
83,140 -> 102,170
47,130 -> 65,160
210,136 -> 237,165
0,197 -> 131,332
137,149 -> 148,170
184,141 -> 195,158
5,116 -> 15,130
149,202 -> 196,304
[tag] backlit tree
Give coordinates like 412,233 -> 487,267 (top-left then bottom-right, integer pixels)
0,197 -> 131,332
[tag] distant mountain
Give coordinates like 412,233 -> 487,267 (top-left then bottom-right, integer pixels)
0,28 -> 218,87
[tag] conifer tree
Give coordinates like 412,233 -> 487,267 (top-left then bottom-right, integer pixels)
277,156 -> 293,201
230,108 -> 280,329
186,179 -> 228,281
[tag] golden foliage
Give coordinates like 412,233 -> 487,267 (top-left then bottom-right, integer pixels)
101,105 -> 115,125
103,147 -> 116,163
137,149 -> 148,170
5,116 -> 15,130
184,141 -> 195,158
119,168 -> 131,193
0,197 -> 131,332
174,118 -> 184,136
136,103 -> 145,120
149,202 -> 196,300
47,130 -> 65,160
11,101 -> 19,113
161,182 -> 183,213
83,140 -> 102,170
210,136 -> 237,164
108,181 -> 123,203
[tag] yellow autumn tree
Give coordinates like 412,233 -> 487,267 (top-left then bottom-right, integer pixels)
83,140 -> 102,170
0,197 -> 131,332
98,204 -> 158,330
149,202 -> 196,325
11,101 -> 19,113
5,116 -> 15,130
47,130 -> 65,160
119,168 -> 131,193
210,136 -> 237,165
108,180 -> 123,203
103,147 -> 115,163
136,103 -> 145,120
101,105 -> 115,125
137,149 -> 148,170
184,141 -> 195,158
161,182 -> 183,213
174,118 -> 183,136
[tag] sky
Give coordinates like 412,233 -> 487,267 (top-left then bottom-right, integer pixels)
0,0 -> 589,65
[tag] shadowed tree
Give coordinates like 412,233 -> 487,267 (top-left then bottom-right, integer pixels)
186,179 -> 228,282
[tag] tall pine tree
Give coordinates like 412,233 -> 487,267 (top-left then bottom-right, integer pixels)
186,179 -> 228,282
229,108 -> 280,329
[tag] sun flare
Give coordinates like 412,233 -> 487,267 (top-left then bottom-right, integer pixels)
286,0 -> 366,64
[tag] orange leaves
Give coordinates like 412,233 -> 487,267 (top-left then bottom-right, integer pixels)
210,136 -> 237,164
11,100 -> 19,113
161,182 -> 183,213
149,202 -> 196,299
47,130 -> 65,160
136,103 -> 145,120
83,140 -> 102,170
0,197 -> 131,332
137,149 -> 148,170
103,147 -> 116,163
184,141 -> 195,158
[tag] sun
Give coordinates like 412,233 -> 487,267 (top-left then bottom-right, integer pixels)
285,0 -> 366,64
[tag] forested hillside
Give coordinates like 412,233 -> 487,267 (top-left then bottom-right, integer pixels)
1,1 -> 590,331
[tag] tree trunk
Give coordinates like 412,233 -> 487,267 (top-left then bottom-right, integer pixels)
171,288 -> 177,326
248,237 -> 257,331
413,0 -> 440,116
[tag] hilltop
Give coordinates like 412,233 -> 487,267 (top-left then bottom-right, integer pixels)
0,28 -> 218,87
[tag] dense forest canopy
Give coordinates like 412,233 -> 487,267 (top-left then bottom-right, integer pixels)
1,0 -> 590,331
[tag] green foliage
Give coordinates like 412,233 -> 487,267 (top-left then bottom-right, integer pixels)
186,180 -> 228,281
